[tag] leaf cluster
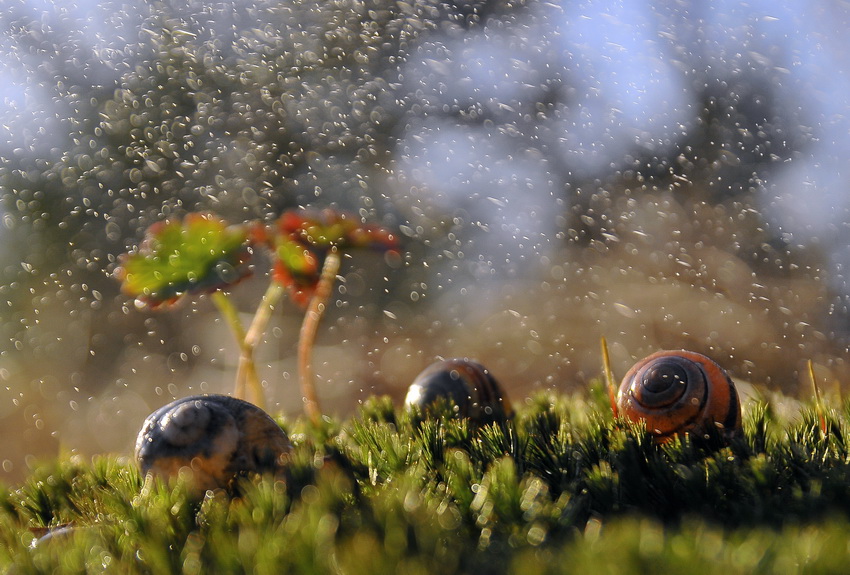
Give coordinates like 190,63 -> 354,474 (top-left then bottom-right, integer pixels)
5,392 -> 850,573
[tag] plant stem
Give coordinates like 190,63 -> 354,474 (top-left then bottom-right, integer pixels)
210,291 -> 264,409
298,249 -> 341,425
235,281 -> 285,408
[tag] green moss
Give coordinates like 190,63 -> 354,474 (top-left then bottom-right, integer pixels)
5,391 -> 850,573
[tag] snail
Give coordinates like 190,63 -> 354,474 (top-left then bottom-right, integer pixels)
135,394 -> 292,493
404,358 -> 513,425
616,350 -> 742,442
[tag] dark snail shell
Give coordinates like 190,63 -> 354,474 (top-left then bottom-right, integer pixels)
135,394 -> 292,493
404,358 -> 513,424
616,350 -> 742,442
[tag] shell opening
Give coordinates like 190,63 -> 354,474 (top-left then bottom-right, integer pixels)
631,360 -> 691,408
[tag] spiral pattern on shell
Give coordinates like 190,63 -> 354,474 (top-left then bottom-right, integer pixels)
135,394 -> 292,493
404,358 -> 513,425
616,350 -> 742,442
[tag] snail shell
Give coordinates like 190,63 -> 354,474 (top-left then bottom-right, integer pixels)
616,350 -> 742,442
404,358 -> 513,424
135,394 -> 292,493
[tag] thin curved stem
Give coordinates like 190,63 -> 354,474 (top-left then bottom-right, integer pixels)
601,337 -> 618,418
235,281 -> 286,409
211,290 -> 266,408
298,249 -> 341,425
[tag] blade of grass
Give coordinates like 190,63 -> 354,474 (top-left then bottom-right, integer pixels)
808,359 -> 826,438
601,337 -> 618,418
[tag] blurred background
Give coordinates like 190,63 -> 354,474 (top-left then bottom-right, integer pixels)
1,0 -> 850,484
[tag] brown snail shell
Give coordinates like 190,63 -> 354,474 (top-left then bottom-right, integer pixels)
616,350 -> 742,442
135,394 -> 291,493
404,358 -> 513,424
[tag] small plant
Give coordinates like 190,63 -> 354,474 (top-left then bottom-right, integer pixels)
115,209 -> 398,421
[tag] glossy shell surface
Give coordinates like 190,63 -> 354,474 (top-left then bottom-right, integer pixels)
135,394 -> 291,492
616,350 -> 742,442
404,358 -> 513,424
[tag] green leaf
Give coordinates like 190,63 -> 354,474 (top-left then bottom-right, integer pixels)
115,213 -> 254,308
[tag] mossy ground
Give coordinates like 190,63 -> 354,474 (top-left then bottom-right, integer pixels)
3,388 -> 850,574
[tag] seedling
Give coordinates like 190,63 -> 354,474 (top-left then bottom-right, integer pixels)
115,209 -> 398,422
